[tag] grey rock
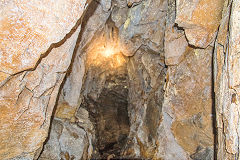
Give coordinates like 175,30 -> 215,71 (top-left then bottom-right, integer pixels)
190,146 -> 214,160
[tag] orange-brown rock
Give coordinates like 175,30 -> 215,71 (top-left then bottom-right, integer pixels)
0,0 -> 87,75
1,0 -> 240,159
55,102 -> 77,121
214,0 -> 240,159
0,0 -> 87,159
0,27 -> 81,159
176,0 -> 224,48
167,46 -> 214,155
164,26 -> 190,65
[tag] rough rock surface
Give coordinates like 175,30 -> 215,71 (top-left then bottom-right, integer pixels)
160,0 -> 214,158
0,0 -> 88,159
1,0 -> 240,159
118,0 -> 167,56
39,2 -> 111,159
164,26 -> 190,65
175,0 -> 224,48
214,0 -> 240,159
53,0 -> 110,122
39,119 -> 91,160
80,59 -> 130,158
123,47 -> 166,159
78,25 -> 130,158
0,0 -> 87,76
167,46 -> 214,155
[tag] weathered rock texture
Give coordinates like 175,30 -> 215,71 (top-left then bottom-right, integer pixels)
123,47 -> 166,159
176,0 -> 224,48
0,0 -> 87,76
214,0 -> 240,159
39,119 -> 91,160
167,46 -> 214,156
1,0 -> 240,159
0,0 -> 88,159
39,2 -> 111,159
121,0 -> 167,56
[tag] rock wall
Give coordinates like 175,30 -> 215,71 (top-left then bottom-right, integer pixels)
214,0 -> 240,159
123,47 -> 167,159
0,0 -> 89,159
1,0 -> 240,159
165,46 -> 214,159
39,2 -> 110,159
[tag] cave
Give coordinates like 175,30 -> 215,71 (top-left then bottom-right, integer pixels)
79,41 -> 130,158
38,1 -> 168,158
81,67 -> 130,158
1,0 -> 240,160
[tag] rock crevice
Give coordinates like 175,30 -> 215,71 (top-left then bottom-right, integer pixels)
1,0 -> 239,159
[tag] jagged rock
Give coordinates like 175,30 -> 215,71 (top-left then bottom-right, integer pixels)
100,0 -> 112,12
112,7 -> 128,28
119,0 -> 167,56
229,0 -> 240,89
168,46 -> 214,155
1,0 -> 239,159
115,0 -> 128,8
54,0 -> 110,119
39,119 -> 91,160
214,0 -> 240,158
40,2 -> 111,159
190,146 -> 214,160
0,0 -> 87,76
175,0 -> 224,48
0,26 -> 82,159
164,25 -> 190,65
0,1 -> 88,159
123,47 -> 166,158
80,36 -> 129,158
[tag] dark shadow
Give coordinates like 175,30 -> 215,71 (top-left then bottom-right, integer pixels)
212,42 -> 217,160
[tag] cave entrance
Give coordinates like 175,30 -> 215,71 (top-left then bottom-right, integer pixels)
94,73 -> 129,157
81,69 -> 130,158
37,0 -> 216,159
79,28 -> 130,158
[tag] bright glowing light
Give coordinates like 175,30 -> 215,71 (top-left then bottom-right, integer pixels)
86,30 -> 128,69
102,46 -> 115,57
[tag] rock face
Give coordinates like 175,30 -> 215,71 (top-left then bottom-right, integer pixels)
164,26 -> 190,65
123,47 -> 166,159
175,0 -> 224,48
168,46 -> 214,155
117,0 -> 167,56
0,0 -> 88,159
78,21 -> 130,158
214,0 -> 240,159
0,0 -> 87,76
39,119 -> 91,160
39,2 -> 111,159
1,0 -> 240,159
